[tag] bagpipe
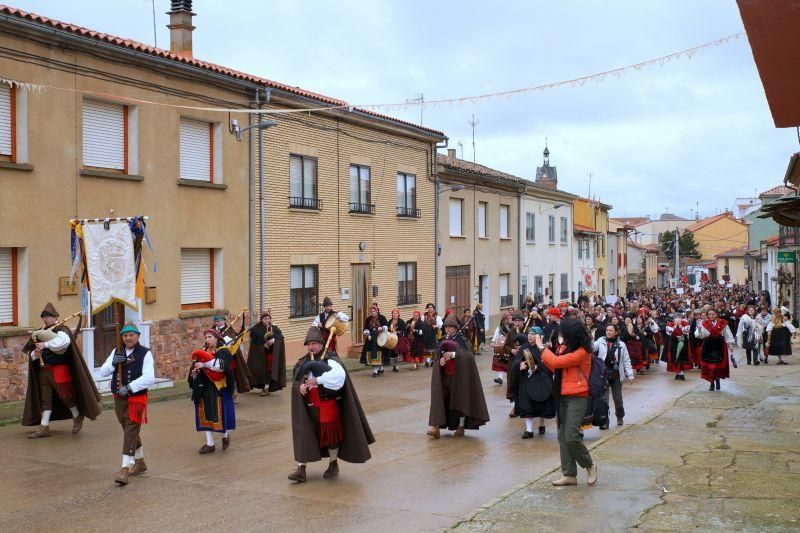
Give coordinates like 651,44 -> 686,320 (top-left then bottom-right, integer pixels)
25,311 -> 82,367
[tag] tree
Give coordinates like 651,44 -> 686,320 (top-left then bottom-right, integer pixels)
660,230 -> 700,261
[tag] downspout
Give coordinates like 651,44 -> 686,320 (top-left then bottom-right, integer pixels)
258,89 -> 272,313
248,109 -> 254,316
433,139 -> 448,310
517,185 -> 523,306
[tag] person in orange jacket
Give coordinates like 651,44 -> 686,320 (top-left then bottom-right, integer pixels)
534,318 -> 598,487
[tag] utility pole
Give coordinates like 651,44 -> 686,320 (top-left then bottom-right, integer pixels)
674,226 -> 680,286
468,114 -> 479,163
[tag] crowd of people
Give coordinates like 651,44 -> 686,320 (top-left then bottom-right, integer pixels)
17,282 -> 794,489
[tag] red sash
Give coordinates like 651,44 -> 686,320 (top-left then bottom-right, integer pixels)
127,394 -> 148,424
41,364 -> 75,400
307,386 -> 343,448
702,319 -> 728,338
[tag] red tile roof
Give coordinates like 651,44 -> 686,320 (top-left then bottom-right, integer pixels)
574,223 -> 601,234
436,154 -> 524,185
715,246 -> 748,258
763,234 -> 780,245
685,212 -> 745,232
0,4 -> 445,138
610,217 -> 650,227
760,185 -> 794,197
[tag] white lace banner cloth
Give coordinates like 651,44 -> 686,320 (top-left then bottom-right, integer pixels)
82,221 -> 137,313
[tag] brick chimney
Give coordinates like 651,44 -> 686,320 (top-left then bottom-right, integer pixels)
167,0 -> 196,58
447,148 -> 457,160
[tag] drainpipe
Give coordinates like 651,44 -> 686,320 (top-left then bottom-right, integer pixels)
433,139 -> 448,310
517,185 -> 523,306
248,110 -> 254,316
258,89 -> 272,313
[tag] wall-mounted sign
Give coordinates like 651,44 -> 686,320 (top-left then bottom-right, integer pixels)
777,251 -> 796,263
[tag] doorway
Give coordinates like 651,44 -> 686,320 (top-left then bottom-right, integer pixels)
93,302 -> 124,366
351,264 -> 370,346
446,265 -> 470,314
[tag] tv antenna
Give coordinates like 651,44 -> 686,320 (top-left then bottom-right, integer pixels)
468,114 -> 479,163
405,93 -> 424,125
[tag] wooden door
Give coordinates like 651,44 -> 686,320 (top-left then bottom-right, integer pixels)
93,302 -> 124,367
351,264 -> 370,345
445,265 -> 470,314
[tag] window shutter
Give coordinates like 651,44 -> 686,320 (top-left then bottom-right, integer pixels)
303,157 -> 316,198
0,248 -> 15,324
449,199 -> 462,236
83,100 -> 126,170
499,205 -> 509,238
499,274 -> 509,297
478,203 -> 486,237
290,156 -> 303,198
0,86 -> 12,156
180,118 -> 212,181
181,249 -> 212,305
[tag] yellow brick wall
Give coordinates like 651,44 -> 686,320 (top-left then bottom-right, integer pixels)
252,109 -> 437,348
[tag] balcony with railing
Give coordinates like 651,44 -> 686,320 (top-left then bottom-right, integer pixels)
349,202 -> 375,215
289,196 -> 323,210
779,225 -> 800,247
397,293 -> 420,306
396,206 -> 421,218
500,294 -> 513,308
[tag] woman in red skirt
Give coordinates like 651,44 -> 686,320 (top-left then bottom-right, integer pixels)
695,309 -> 737,391
621,317 -> 646,373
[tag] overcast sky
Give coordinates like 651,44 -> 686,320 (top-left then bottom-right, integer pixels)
11,0 -> 799,218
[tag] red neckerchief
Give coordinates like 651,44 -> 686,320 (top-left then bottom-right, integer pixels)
702,318 -> 728,337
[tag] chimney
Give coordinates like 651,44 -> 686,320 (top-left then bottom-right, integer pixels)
167,0 -> 196,58
447,148 -> 456,160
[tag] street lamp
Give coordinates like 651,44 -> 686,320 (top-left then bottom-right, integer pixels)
235,119 -> 279,141
539,202 -> 564,213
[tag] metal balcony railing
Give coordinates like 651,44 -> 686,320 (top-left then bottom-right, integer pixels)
349,202 -> 375,214
398,293 -> 420,306
500,295 -> 513,307
396,206 -> 421,218
289,196 -> 323,210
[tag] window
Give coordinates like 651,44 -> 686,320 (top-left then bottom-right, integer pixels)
349,164 -> 373,214
525,212 -> 535,242
520,276 -> 528,304
289,154 -> 320,209
560,217 -> 568,244
499,274 -> 512,307
0,85 -> 15,160
534,275 -> 544,302
499,205 -> 510,239
398,262 -> 418,305
610,279 -> 616,295
586,240 -> 592,259
83,99 -> 128,172
396,172 -> 419,217
449,198 -> 463,236
478,202 -> 487,238
0,248 -> 18,325
724,259 -> 730,275
548,215 -> 555,243
180,117 -> 215,182
290,265 -> 318,317
181,248 -> 214,310
560,273 -> 569,300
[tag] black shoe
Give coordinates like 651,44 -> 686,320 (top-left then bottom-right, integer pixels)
674,375 -> 680,380
378,368 -> 385,374
577,431 -> 584,441
679,375 -> 686,381
392,367 -> 399,373
616,417 -> 624,426
599,422 -> 609,430
754,361 -> 760,366
715,380 -> 721,390
746,361 -> 751,365
764,359 -> 769,364
372,371 -> 379,378
709,383 -> 715,391
522,431 -> 534,439
424,361 -> 430,368
494,377 -> 503,385
538,425 -> 546,435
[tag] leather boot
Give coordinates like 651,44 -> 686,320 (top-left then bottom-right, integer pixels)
198,444 -> 216,454
426,426 -> 440,439
323,460 -> 339,479
129,459 -> 148,476
551,476 -> 577,486
222,436 -> 231,450
288,464 -> 307,483
72,415 -> 84,434
453,427 -> 465,438
28,425 -> 50,439
115,467 -> 130,486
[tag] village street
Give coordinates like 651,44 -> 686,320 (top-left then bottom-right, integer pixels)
0,353 -> 695,532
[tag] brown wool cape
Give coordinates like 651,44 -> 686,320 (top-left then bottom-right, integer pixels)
428,346 -> 490,430
22,325 -> 102,426
290,352 -> 375,463
246,324 -> 287,392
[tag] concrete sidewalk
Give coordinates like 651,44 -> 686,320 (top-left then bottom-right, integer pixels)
453,363 -> 800,531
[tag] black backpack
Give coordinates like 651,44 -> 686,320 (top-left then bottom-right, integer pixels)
579,350 -> 609,427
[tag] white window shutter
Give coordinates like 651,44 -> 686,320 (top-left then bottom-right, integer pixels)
0,248 -> 14,324
181,249 -> 211,305
478,203 -> 486,237
83,100 -> 125,170
0,86 -> 11,156
449,199 -> 462,236
180,118 -> 212,181
500,205 -> 509,238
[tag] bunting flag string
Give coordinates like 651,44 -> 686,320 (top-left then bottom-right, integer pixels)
1,32 -> 743,116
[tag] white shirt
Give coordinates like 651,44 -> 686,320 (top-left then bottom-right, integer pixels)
29,330 -> 71,361
311,358 -> 346,391
491,325 -> 508,343
694,320 -> 735,345
312,311 -> 350,328
98,347 -> 156,393
765,320 -> 796,334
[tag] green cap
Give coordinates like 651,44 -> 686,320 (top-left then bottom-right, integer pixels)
213,314 -> 225,322
120,323 -> 140,335
528,326 -> 544,335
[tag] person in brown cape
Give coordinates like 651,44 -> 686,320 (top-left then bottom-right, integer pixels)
22,303 -> 102,439
426,314 -> 490,438
213,313 -> 251,402
288,327 -> 375,483
246,311 -> 286,396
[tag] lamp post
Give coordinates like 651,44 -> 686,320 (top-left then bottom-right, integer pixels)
434,183 -> 465,310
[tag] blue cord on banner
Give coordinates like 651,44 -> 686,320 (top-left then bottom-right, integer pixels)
129,216 -> 157,273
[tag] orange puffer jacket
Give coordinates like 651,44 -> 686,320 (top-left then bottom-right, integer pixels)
541,347 -> 591,397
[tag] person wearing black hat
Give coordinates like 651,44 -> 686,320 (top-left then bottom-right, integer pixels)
426,315 -> 489,438
312,296 -> 350,354
213,313 -> 251,403
22,303 -> 102,440
96,322 -> 155,485
288,327 -> 374,483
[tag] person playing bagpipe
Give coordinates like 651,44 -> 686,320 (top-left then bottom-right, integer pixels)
212,312 -> 251,402
190,329 -> 240,454
288,328 -> 374,483
509,327 -> 556,439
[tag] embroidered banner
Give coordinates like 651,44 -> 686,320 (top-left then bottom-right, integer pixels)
82,221 -> 137,313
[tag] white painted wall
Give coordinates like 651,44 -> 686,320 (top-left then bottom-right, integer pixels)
520,195 -> 573,303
